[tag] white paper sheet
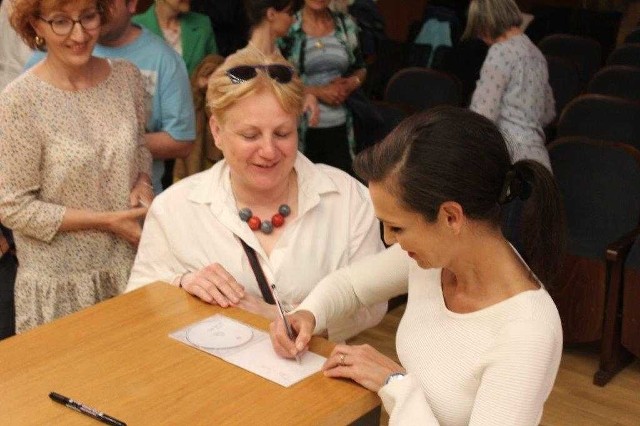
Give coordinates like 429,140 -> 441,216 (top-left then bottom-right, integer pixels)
170,314 -> 326,387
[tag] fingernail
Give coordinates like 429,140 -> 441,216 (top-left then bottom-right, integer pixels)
296,342 -> 304,351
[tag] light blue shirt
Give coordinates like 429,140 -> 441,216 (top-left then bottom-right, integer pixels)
24,26 -> 196,193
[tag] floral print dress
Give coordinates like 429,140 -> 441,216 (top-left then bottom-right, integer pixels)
0,59 -> 152,332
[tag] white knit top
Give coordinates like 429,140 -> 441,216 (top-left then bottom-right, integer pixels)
298,244 -> 563,425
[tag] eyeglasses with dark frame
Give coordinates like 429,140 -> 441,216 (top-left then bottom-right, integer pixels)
38,10 -> 101,36
226,65 -> 295,84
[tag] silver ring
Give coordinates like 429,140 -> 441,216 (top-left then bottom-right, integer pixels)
339,353 -> 346,366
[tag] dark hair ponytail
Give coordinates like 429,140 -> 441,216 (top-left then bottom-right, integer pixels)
509,160 -> 566,288
354,106 -> 565,288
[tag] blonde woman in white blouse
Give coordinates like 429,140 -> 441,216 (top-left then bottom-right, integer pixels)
271,107 -> 566,425
128,47 -> 386,342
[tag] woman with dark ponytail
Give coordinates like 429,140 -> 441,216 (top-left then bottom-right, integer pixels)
271,107 -> 565,425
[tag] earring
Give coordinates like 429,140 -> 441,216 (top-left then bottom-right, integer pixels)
34,35 -> 44,47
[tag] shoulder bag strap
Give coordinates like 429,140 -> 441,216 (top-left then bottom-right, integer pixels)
240,239 -> 276,305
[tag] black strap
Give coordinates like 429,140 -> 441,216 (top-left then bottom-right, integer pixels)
240,239 -> 275,305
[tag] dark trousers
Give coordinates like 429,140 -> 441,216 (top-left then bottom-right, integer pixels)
0,252 -> 16,339
304,124 -> 353,175
161,159 -> 175,191
0,224 -> 16,339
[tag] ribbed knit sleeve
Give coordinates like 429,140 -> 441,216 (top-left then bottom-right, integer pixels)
297,244 -> 410,335
388,266 -> 562,425
468,319 -> 561,424
379,374 -> 439,425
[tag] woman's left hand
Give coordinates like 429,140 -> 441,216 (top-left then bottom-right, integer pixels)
322,344 -> 405,392
129,176 -> 154,208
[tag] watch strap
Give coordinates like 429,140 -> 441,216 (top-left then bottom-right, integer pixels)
384,372 -> 406,386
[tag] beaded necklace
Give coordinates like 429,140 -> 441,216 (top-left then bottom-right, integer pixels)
234,175 -> 292,235
239,204 -> 291,234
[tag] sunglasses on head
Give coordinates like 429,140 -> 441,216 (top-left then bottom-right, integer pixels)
226,64 -> 295,84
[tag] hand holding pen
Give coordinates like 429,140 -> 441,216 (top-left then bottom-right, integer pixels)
268,299 -> 317,362
270,284 -> 302,364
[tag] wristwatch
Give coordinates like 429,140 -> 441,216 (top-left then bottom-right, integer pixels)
384,372 -> 406,386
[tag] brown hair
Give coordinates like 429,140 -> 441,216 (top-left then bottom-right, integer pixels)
243,0 -> 303,27
10,0 -> 112,50
206,47 -> 304,124
463,0 -> 523,41
354,107 -> 566,287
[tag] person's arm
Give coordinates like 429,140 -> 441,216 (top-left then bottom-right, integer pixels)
150,51 -> 196,160
144,132 -> 193,159
467,321 -> 561,424
58,208 -> 147,246
379,320 -> 561,425
348,68 -> 367,89
0,94 -> 64,241
331,67 -> 367,102
129,64 -> 154,206
0,93 -> 146,244
325,176 -> 388,341
469,47 -> 509,122
271,244 -> 409,357
305,83 -> 350,106
298,243 -> 410,335
541,79 -> 556,127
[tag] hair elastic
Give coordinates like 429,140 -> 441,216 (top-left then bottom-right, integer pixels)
498,167 -> 532,205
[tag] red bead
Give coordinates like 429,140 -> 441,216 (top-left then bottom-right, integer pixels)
247,216 -> 261,230
272,213 -> 285,227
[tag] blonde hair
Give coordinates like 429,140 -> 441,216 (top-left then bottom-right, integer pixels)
10,0 -> 112,50
206,47 -> 305,124
463,0 -> 523,40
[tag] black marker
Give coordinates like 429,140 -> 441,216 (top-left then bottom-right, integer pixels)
49,392 -> 127,426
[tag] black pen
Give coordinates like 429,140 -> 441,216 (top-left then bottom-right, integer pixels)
49,392 -> 127,426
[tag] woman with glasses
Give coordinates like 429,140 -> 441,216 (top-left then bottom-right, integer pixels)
127,47 -> 386,342
271,107 -> 565,424
0,0 -> 153,332
279,0 -> 366,174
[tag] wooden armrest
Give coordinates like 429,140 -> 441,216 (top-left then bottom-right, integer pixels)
605,226 -> 640,262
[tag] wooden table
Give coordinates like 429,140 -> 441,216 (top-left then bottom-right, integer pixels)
0,283 -> 380,425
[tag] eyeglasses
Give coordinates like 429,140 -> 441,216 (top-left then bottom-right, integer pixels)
38,11 -> 101,36
226,65 -> 295,84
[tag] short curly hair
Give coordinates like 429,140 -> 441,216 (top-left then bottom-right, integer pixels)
206,47 -> 304,125
10,0 -> 112,51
